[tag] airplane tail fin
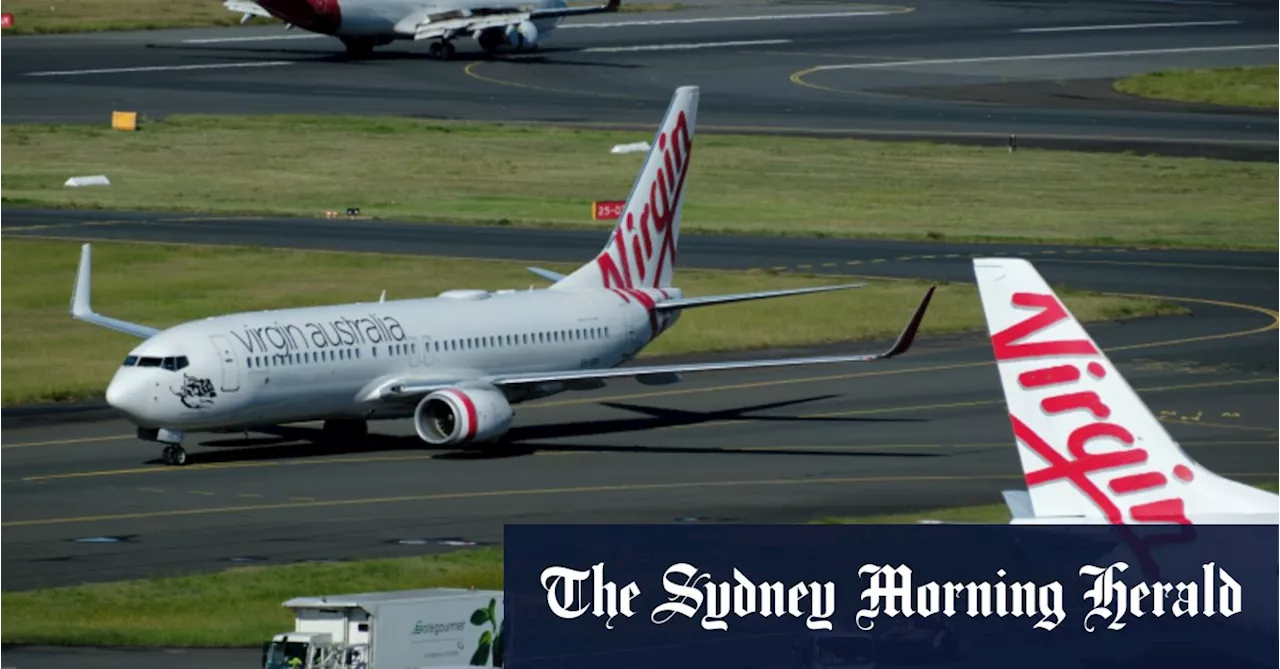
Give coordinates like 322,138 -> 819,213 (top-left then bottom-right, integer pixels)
972,258 -> 1277,524
552,85 -> 698,292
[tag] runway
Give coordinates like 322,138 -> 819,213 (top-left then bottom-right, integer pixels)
2,0 -> 1276,158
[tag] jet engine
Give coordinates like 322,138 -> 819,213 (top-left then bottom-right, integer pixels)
474,27 -> 505,52
504,20 -> 539,50
413,386 -> 513,445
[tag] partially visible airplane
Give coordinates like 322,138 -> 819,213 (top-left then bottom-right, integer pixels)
223,0 -> 620,59
972,257 -> 1278,525
73,85 -> 936,467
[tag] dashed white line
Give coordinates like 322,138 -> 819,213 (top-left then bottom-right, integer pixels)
584,39 -> 790,52
800,44 -> 1279,71
562,9 -> 901,28
181,33 -> 325,43
25,61 -> 294,77
1015,20 -> 1241,33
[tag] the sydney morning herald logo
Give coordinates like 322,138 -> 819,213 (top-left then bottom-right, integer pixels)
539,561 -> 1243,633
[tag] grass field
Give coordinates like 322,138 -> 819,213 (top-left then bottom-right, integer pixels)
0,238 -> 1179,405
1115,65 -> 1278,109
3,116 -> 1275,249
0,0 -> 686,34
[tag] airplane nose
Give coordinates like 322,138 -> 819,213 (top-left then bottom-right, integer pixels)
105,372 -> 146,419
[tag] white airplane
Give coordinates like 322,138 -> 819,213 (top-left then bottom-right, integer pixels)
972,257 -> 1278,525
73,86 -> 935,467
223,0 -> 620,59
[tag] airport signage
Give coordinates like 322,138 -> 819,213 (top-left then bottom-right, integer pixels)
1,13 -> 13,29
504,524 -> 1278,669
592,200 -> 625,221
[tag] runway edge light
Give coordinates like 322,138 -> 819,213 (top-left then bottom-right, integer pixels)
112,111 -> 139,132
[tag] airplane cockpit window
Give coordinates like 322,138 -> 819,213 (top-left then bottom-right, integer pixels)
137,357 -> 162,367
160,356 -> 190,371
123,355 -> 139,367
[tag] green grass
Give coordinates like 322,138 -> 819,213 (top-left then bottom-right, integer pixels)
0,0 -> 687,34
6,481 -> 1275,647
1,548 -> 504,647
1,238 -> 1181,406
1115,65 -> 1278,110
0,0 -> 278,34
3,116 -> 1275,249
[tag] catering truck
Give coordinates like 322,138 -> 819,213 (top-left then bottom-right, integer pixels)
261,588 -> 506,669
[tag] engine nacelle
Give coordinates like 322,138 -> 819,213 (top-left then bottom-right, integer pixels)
504,20 -> 539,49
413,386 -> 513,445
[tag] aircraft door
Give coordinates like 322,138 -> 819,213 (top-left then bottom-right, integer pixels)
209,335 -> 241,392
409,335 -> 434,368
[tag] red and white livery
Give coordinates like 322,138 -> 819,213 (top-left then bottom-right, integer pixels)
75,86 -> 935,466
973,257 -> 1277,525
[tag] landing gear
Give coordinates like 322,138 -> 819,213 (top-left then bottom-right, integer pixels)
427,39 -> 456,61
139,427 -> 188,466
162,445 -> 188,467
322,419 -> 368,444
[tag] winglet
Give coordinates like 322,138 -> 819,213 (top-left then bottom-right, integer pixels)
880,285 -> 934,359
527,267 -> 566,283
69,243 -> 162,340
70,243 -> 94,320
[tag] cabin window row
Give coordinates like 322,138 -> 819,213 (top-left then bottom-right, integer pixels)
243,326 -> 613,368
424,326 -> 611,353
246,348 -> 362,369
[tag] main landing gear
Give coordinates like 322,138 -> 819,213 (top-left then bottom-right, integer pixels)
162,444 -> 188,467
427,39 -> 456,61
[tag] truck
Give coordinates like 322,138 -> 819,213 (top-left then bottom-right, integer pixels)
260,587 -> 505,669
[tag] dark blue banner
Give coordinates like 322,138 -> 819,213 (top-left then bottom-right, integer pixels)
503,525 -> 1278,669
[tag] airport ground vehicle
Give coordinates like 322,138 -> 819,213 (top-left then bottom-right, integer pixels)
261,588 -> 505,669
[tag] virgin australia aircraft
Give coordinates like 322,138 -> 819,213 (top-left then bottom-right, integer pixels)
972,257 -> 1277,525
223,0 -> 619,59
73,86 -> 935,467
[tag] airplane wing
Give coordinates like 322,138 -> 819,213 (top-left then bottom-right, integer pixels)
70,244 -> 162,340
413,0 -> 619,40
373,285 -> 933,400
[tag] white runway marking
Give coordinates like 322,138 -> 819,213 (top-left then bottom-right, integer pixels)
25,61 -> 294,77
563,10 -> 901,28
1014,20 -> 1241,33
800,44 -> 1279,71
182,33 -> 325,43
584,39 -> 790,52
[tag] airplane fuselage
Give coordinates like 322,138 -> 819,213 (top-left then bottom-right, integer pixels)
254,0 -> 568,40
108,286 -> 679,432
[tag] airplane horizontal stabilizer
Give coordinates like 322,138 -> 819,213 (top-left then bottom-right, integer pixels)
1001,490 -> 1035,520
527,267 -> 566,282
654,283 -> 866,311
223,0 -> 273,18
70,244 -> 161,340
377,286 -> 933,399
